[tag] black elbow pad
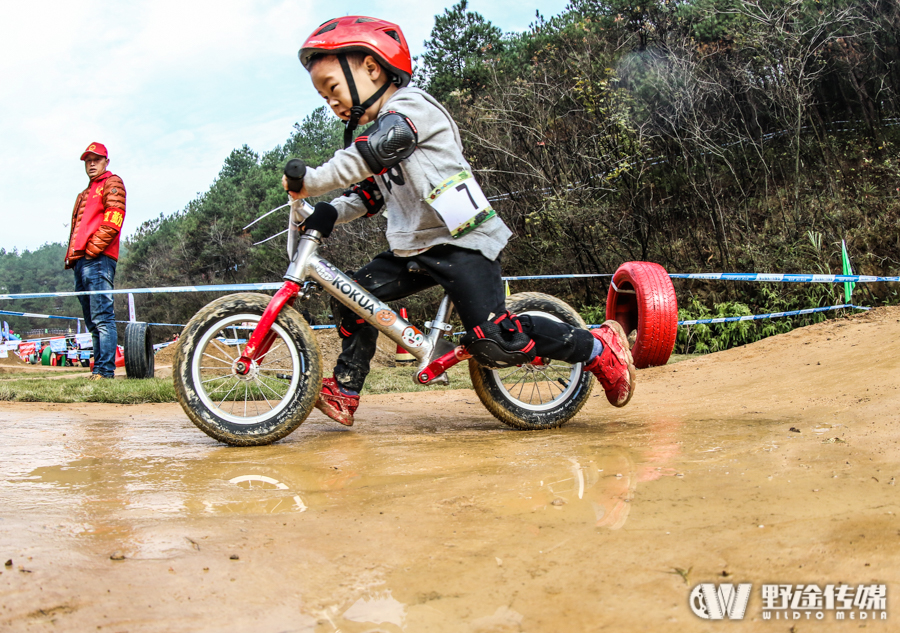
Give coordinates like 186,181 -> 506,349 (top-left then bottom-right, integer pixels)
342,176 -> 385,217
354,111 -> 418,175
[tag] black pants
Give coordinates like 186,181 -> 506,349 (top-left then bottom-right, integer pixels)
333,245 -> 595,392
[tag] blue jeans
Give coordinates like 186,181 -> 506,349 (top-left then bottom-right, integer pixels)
74,255 -> 118,377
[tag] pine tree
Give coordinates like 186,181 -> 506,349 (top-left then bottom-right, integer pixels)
418,0 -> 504,102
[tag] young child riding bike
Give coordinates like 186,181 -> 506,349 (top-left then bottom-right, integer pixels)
283,16 -> 636,426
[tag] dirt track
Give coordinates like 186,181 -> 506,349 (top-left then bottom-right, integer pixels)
2,307 -> 899,632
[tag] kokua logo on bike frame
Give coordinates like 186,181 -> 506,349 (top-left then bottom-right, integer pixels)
328,277 -> 377,315
690,583 -> 752,620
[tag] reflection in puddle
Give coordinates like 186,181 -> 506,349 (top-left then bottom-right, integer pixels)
342,590 -> 406,627
28,458 -> 105,487
203,474 -> 307,514
496,449 -> 638,529
7,418 -> 682,548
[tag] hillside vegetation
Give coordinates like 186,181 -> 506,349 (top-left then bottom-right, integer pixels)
3,0 -> 899,353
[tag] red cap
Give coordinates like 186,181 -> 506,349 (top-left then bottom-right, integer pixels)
80,142 -> 108,161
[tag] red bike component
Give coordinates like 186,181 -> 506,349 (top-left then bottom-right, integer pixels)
237,281 -> 301,373
605,262 -> 678,369
417,346 -> 472,384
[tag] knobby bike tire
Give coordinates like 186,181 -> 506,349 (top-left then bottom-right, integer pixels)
174,293 -> 322,446
470,292 -> 594,430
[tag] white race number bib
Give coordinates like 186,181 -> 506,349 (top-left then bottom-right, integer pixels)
426,171 -> 496,238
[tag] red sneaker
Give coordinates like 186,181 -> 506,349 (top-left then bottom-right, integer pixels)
315,377 -> 360,426
584,320 -> 636,407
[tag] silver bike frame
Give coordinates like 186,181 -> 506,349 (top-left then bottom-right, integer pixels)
281,201 -> 456,379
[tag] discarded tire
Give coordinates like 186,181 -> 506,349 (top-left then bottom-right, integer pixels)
124,322 -> 155,379
606,262 -> 678,368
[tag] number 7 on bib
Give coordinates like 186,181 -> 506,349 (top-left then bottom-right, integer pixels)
426,171 -> 496,238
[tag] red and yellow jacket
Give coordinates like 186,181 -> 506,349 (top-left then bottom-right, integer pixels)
65,171 -> 126,269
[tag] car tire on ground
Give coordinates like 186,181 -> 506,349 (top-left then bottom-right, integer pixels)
124,322 -> 155,379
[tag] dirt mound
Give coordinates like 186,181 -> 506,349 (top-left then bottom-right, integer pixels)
154,340 -> 179,366
0,352 -> 27,367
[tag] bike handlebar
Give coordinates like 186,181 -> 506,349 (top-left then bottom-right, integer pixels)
284,159 -> 306,192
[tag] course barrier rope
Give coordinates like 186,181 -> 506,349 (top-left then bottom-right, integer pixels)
0,274 -> 615,302
3,270 -> 896,303
0,271 -> 888,340
675,303 -> 869,326
0,309 -> 187,328
0,309 -> 81,321
669,272 -> 900,283
0,282 -> 285,301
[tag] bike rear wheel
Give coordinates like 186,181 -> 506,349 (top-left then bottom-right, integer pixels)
174,293 -> 322,446
470,292 -> 594,430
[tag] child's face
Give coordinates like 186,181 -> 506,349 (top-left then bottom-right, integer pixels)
310,55 -> 387,126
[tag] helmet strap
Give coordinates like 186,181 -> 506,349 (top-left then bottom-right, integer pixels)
339,53 -> 392,149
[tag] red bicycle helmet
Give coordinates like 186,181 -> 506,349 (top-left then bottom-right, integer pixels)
299,16 -> 412,87
299,17 -> 412,148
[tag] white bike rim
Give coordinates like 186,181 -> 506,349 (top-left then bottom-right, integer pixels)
191,313 -> 302,425
488,310 -> 584,412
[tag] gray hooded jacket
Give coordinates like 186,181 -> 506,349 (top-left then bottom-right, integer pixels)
293,86 -> 512,261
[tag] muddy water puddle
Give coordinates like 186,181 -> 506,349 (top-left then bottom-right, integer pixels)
3,413 -> 684,534
1,402 -> 897,632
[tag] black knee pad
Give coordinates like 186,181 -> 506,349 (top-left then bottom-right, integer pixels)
461,311 -> 537,369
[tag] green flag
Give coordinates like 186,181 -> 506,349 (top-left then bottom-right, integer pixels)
841,240 -> 855,303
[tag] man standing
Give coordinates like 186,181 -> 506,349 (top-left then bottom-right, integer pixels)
65,142 -> 126,380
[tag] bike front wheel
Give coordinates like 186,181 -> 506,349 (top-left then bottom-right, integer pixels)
470,292 -> 594,430
174,293 -> 322,446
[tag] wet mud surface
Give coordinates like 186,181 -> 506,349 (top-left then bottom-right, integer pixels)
2,307 -> 899,631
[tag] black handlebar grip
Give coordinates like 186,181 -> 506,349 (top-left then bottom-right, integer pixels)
284,159 -> 306,192
305,202 -> 338,238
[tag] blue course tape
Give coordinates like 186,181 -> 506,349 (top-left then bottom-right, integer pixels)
2,270 -> 895,302
676,304 -> 869,326
0,309 -> 81,321
502,274 -> 612,280
128,321 -> 186,327
0,309 -> 189,328
0,276 -> 612,301
0,282 -> 284,301
582,303 -> 869,329
669,273 -> 900,283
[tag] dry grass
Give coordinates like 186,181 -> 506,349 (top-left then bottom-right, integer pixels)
0,352 -> 694,403
0,363 -> 474,403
